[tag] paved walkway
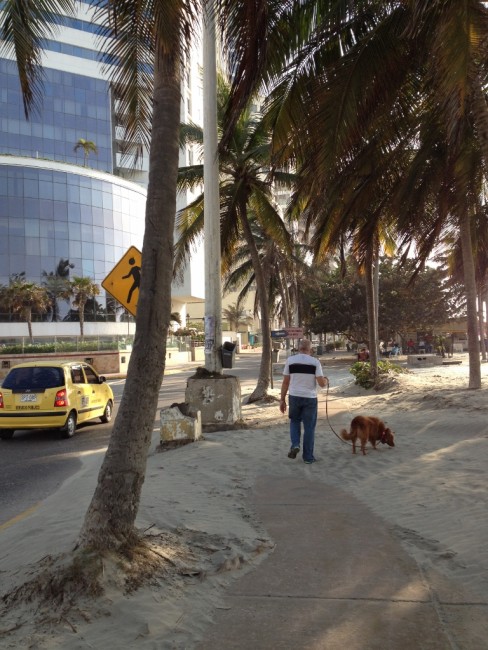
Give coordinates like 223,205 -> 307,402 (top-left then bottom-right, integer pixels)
195,357 -> 486,649
110,349 -> 486,648
197,476 -> 487,649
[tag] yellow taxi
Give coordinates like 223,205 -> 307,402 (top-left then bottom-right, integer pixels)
0,360 -> 114,440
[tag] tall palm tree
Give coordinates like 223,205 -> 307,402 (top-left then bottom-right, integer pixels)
442,207 -> 488,361
175,75 -> 294,401
245,1 -> 488,389
223,219 -> 315,334
1,0 -> 298,554
222,302 -> 252,332
1,0 -> 303,554
4,277 -> 50,342
68,276 -> 100,339
73,138 -> 98,167
42,258 -> 74,322
2,0 -> 207,549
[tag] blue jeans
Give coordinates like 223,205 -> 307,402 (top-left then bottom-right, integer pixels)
288,395 -> 318,462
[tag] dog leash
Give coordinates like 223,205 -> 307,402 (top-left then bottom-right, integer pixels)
324,381 -> 351,446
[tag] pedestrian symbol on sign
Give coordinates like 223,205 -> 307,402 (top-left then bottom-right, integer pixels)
122,257 -> 141,305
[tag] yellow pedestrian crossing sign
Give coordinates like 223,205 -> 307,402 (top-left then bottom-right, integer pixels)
102,246 -> 142,317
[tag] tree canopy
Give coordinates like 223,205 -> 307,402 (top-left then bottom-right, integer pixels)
307,260 -> 458,345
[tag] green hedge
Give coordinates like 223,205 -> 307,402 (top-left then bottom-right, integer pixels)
0,341 -> 121,355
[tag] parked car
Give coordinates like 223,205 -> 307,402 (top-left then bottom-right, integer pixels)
0,360 -> 114,440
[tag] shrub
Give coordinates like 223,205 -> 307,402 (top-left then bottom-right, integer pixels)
349,359 -> 406,389
0,341 -> 120,355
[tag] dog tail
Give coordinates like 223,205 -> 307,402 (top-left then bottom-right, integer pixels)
341,428 -> 353,441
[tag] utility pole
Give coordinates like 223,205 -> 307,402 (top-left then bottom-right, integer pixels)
186,3 -> 240,427
203,0 -> 222,373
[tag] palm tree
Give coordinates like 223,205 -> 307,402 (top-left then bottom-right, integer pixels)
42,258 -> 74,322
68,276 -> 100,339
442,207 -> 488,361
1,0 -> 301,555
175,74 -> 294,401
223,220 -> 314,334
2,0 -> 207,549
4,276 -> 50,342
242,1 -> 488,389
73,138 -> 98,167
222,302 -> 252,332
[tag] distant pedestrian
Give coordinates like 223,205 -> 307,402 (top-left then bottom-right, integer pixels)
391,343 -> 401,356
280,339 -> 328,464
358,347 -> 369,361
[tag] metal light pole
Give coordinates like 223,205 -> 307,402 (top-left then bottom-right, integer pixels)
203,0 -> 222,373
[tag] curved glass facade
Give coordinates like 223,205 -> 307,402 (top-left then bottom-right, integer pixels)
0,160 -> 146,316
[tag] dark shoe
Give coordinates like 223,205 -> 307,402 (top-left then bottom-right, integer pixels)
304,458 -> 317,464
288,447 -> 300,459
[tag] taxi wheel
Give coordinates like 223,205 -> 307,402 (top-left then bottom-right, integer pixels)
100,400 -> 113,423
61,411 -> 77,438
0,429 -> 14,440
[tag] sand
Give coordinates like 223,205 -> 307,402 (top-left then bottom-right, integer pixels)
1,356 -> 487,648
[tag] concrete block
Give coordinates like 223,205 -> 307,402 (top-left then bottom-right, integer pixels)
160,403 -> 202,442
407,354 -> 442,368
185,374 -> 241,426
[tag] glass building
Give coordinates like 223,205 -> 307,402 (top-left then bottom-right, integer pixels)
0,2 -> 205,331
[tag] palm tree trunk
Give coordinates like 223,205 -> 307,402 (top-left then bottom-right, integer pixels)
79,303 -> 85,340
238,202 -> 272,402
478,285 -> 486,361
459,209 -> 482,388
26,308 -> 33,343
78,52 -> 181,550
365,238 -> 378,382
277,269 -> 291,328
373,242 -> 379,340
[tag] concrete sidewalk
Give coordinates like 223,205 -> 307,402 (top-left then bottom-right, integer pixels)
197,476 -> 487,650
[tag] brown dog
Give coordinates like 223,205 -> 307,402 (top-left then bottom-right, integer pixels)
341,416 -> 395,455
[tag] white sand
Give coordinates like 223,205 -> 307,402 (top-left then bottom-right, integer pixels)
1,357 -> 488,648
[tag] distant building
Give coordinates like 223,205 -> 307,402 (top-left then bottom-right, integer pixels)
0,3 -> 204,338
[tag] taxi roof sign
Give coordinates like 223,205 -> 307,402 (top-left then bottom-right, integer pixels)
102,246 -> 142,317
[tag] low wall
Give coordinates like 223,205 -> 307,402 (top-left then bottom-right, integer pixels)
0,346 -> 199,380
0,350 -> 129,380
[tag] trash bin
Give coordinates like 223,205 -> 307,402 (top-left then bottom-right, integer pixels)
316,345 -> 323,355
272,349 -> 280,363
221,341 -> 236,368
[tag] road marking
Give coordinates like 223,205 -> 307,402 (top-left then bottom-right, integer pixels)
0,503 -> 40,532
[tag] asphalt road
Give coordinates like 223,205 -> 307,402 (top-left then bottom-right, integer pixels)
0,355 -> 276,527
0,353 -> 352,528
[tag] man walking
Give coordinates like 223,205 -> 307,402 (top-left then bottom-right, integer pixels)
280,339 -> 328,464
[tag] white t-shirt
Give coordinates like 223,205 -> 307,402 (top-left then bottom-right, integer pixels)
283,353 -> 324,398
